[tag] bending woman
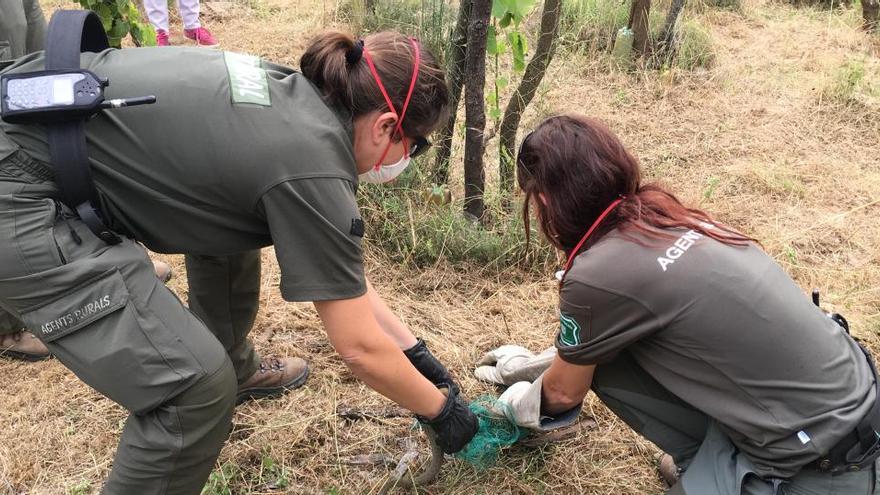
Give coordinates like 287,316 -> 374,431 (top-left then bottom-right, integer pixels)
0,30 -> 476,493
484,114 -> 878,494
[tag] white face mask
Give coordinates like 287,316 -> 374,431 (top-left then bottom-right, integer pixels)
359,155 -> 411,184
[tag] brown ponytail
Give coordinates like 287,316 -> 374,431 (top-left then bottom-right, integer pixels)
300,30 -> 449,138
517,114 -> 756,254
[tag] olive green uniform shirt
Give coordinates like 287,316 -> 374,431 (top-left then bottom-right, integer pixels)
555,226 -> 875,479
0,47 -> 365,302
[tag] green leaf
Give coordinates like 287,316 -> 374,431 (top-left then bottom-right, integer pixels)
111,20 -> 130,38
510,0 -> 536,19
499,12 -> 513,28
107,36 -> 123,48
132,20 -> 157,46
496,76 -> 509,91
142,27 -> 157,46
491,0 -> 510,19
95,4 -> 113,31
127,1 -> 141,19
489,107 -> 501,119
508,32 -> 527,72
116,0 -> 129,15
486,25 -> 499,55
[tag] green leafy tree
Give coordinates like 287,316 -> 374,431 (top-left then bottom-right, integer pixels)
78,0 -> 156,48
486,0 -> 534,123
497,0 -> 561,200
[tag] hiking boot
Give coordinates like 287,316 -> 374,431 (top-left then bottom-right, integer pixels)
152,260 -> 173,283
156,29 -> 170,47
184,27 -> 219,47
236,356 -> 309,405
658,453 -> 681,487
0,331 -> 50,362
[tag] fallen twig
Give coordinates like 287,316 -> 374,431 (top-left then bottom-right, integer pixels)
336,406 -> 408,421
339,453 -> 397,467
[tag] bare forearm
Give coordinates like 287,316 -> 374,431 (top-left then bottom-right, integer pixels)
340,333 -> 445,417
541,355 -> 594,416
365,278 -> 418,349
314,295 -> 444,418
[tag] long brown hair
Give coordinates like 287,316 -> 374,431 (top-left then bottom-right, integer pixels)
516,114 -> 754,255
300,31 -> 448,138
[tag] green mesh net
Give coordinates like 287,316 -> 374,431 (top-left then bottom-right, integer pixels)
454,395 -> 528,468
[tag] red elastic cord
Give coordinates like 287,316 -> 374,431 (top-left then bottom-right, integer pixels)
395,38 -> 420,157
362,38 -> 421,169
561,197 -> 625,276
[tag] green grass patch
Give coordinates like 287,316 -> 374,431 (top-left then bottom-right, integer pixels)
201,462 -> 242,495
337,0 -> 454,63
674,19 -> 716,70
689,0 -> 743,12
359,166 -> 556,273
821,58 -> 879,106
559,0 -> 716,70
559,0 -> 633,52
67,480 -> 92,495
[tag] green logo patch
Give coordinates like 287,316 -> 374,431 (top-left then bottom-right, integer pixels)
558,312 -> 582,347
224,52 -> 271,106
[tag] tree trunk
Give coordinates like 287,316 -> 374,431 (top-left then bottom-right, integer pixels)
653,0 -> 685,65
463,0 -> 491,220
498,0 -> 562,199
864,0 -> 879,32
628,0 -> 652,58
432,0 -> 472,185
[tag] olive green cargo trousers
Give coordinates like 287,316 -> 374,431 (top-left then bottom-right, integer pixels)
0,150 -> 265,494
593,351 -> 877,494
0,0 -> 46,60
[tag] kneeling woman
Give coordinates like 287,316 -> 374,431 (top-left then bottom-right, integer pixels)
505,115 -> 878,494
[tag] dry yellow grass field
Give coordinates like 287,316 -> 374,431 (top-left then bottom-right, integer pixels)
1,0 -> 879,493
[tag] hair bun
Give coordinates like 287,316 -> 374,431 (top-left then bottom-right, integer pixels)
346,39 -> 364,65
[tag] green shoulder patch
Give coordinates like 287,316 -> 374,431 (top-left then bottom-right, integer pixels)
224,52 -> 271,106
558,312 -> 582,347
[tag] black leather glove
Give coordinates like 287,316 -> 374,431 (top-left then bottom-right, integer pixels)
403,338 -> 460,395
417,384 -> 479,454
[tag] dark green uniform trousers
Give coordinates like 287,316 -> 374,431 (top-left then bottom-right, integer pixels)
185,251 -> 261,384
0,0 -> 45,60
593,351 -> 877,494
0,151 -> 241,494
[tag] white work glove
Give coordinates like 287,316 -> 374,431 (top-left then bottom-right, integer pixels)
474,345 -> 556,386
495,373 -> 581,431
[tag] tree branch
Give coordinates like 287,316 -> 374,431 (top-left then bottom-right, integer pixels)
498,0 -> 562,198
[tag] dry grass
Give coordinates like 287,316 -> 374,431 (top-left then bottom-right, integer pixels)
2,0 -> 880,493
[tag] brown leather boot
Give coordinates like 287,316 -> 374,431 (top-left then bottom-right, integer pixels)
658,453 -> 681,487
236,356 -> 309,405
0,330 -> 50,361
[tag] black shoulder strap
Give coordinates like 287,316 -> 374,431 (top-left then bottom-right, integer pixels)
45,10 -> 120,245
46,10 -> 109,70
